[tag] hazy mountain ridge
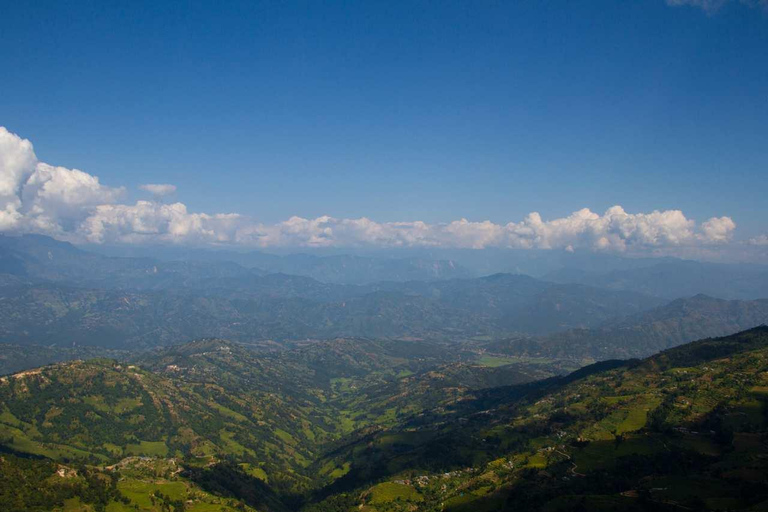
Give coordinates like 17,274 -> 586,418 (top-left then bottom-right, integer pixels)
0,235 -> 670,349
1,234 -> 473,287
2,234 -> 767,361
544,259 -> 768,300
218,252 -> 475,285
0,280 -> 663,349
487,294 -> 768,361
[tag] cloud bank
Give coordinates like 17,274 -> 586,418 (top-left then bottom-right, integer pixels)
229,208 -> 736,251
0,126 -> 740,254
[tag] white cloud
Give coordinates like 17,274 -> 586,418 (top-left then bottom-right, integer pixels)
748,234 -> 768,246
504,207 -> 701,251
0,127 -> 123,234
699,216 -> 736,243
139,183 -> 177,196
80,201 -> 243,245
233,207 -> 736,253
0,126 -> 745,255
666,0 -> 728,13
666,0 -> 768,13
21,163 -> 124,233
0,127 -> 37,230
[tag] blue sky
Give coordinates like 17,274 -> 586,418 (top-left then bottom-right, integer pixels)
0,1 -> 767,254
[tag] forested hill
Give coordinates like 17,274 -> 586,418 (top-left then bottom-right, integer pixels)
486,294 -> 768,361
307,326 -> 768,511
1,327 -> 768,511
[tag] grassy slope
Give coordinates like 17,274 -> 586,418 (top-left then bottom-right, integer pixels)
0,337 -> 553,510
308,327 -> 768,511
0,453 -> 261,512
0,356 -> 328,490
2,328 -> 768,511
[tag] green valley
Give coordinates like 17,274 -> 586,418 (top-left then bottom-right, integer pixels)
1,328 -> 767,511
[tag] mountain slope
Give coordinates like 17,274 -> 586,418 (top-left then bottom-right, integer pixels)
0,335 -> 557,510
0,354 -> 336,491
308,327 -> 768,511
1,328 -> 768,511
489,295 -> 768,361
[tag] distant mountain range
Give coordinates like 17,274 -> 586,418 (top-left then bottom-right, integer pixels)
0,234 -> 671,349
83,237 -> 768,298
544,259 -> 768,299
0,234 -> 766,355
0,273 -> 664,349
0,234 -> 476,296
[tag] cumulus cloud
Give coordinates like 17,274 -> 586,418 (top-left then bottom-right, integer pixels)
139,183 -> 177,196
81,201 -> 243,245
748,234 -> 768,246
699,216 -> 736,243
0,127 -> 37,230
229,207 -> 734,252
0,126 -> 744,254
74,201 -> 741,252
0,127 -> 124,234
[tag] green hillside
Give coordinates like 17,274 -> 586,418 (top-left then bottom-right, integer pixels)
308,327 -> 768,511
1,328 -> 767,511
0,355 -> 334,493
